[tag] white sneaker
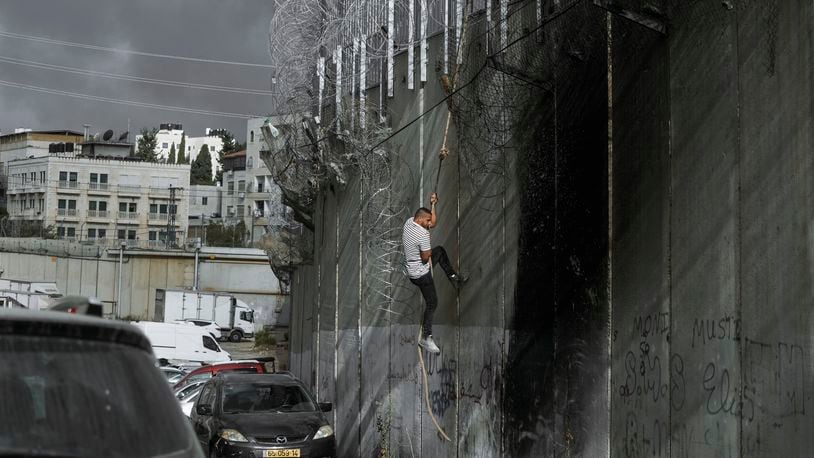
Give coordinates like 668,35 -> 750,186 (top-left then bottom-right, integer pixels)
419,335 -> 441,354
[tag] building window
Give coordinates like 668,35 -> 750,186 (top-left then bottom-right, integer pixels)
118,229 -> 137,240
227,206 -> 234,216
227,182 -> 234,195
57,199 -> 77,216
237,180 -> 245,192
250,131 -> 254,142
256,178 -> 264,193
39,171 -> 45,183
162,142 -> 169,149
247,157 -> 253,169
202,197 -> 208,205
90,173 -> 108,190
58,171 -> 78,188
236,205 -> 244,217
119,202 -> 137,213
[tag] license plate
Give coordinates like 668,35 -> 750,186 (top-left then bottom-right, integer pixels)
264,450 -> 300,457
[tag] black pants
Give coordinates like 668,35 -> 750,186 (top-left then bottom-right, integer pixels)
409,246 -> 456,338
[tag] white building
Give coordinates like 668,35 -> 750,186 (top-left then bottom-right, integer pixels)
6,156 -> 190,247
188,184 -> 222,242
0,130 -> 86,210
244,117 -> 287,243
144,124 -> 223,179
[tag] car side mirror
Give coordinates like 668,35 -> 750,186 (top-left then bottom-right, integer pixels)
196,404 -> 213,416
318,402 -> 332,412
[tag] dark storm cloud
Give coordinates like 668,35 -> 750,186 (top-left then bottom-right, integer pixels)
0,0 -> 276,141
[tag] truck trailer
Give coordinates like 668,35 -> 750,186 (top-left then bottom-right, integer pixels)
154,289 -> 258,342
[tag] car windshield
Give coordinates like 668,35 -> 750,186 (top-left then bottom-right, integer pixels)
222,383 -> 316,414
177,383 -> 204,401
0,335 -> 198,457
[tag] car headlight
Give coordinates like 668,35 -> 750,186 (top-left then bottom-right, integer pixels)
313,425 -> 334,439
220,429 -> 248,442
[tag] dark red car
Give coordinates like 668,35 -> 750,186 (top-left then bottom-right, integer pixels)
174,360 -> 266,391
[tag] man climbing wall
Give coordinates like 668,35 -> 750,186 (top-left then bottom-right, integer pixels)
402,192 -> 468,354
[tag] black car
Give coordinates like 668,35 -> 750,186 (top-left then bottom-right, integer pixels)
0,308 -> 203,457
191,373 -> 336,458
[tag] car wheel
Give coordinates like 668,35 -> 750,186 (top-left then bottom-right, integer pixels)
229,331 -> 242,343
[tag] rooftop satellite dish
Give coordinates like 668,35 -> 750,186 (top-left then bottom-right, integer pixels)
118,131 -> 129,141
102,129 -> 114,141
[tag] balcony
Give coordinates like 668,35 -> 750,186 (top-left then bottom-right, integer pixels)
118,185 -> 141,197
10,210 -> 43,220
148,213 -> 170,222
117,212 -> 138,220
88,182 -> 110,194
57,208 -> 78,218
57,181 -> 80,194
87,210 -> 110,219
149,188 -> 171,198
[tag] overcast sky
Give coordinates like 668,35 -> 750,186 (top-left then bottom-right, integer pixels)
0,0 -> 277,142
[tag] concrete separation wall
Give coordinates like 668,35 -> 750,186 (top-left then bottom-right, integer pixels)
284,0 -> 814,456
610,1 -> 814,457
284,2 -> 610,456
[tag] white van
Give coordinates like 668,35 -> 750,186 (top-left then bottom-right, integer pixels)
131,321 -> 231,364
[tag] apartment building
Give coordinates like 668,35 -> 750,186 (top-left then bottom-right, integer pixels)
220,150 -> 247,225
188,184 -> 222,241
244,117 -> 286,243
0,129 -> 85,208
6,156 -> 190,247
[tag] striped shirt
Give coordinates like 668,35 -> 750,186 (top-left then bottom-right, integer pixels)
402,217 -> 431,279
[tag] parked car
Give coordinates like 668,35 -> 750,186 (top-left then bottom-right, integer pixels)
160,366 -> 188,385
0,308 -> 203,457
174,360 -> 266,391
175,380 -> 208,417
49,295 -> 104,316
175,318 -> 222,341
190,373 -> 336,458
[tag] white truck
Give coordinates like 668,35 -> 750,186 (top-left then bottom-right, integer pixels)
154,289 -> 258,342
131,321 -> 231,364
0,279 -> 60,311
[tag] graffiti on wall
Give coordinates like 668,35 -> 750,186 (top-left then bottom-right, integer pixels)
614,312 -> 808,457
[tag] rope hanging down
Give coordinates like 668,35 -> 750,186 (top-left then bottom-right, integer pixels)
433,0 -> 471,193
417,0 -> 473,444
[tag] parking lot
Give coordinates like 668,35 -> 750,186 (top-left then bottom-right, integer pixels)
220,330 -> 289,372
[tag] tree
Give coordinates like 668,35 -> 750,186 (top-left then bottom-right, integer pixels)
215,130 -> 241,184
205,221 -> 247,247
177,133 -> 186,164
168,142 -> 176,164
191,144 -> 213,185
136,127 -> 159,162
